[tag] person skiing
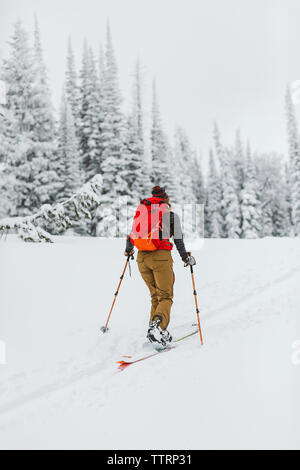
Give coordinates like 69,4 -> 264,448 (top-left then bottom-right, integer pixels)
125,185 -> 196,348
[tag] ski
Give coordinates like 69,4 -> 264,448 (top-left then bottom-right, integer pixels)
117,328 -> 199,371
117,346 -> 176,371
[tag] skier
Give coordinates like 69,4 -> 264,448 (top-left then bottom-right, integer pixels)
125,186 -> 196,348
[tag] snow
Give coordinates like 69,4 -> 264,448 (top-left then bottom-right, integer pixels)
0,237 -> 300,450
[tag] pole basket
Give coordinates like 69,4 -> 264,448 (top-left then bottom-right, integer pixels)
100,326 -> 109,334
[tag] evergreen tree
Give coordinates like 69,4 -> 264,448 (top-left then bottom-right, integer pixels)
3,21 -> 35,134
191,152 -> 205,204
256,153 -> 290,237
0,110 -> 17,218
174,127 -> 196,204
213,123 -> 240,237
78,42 -> 102,182
232,129 -> 245,193
222,149 -> 241,238
2,20 -> 58,215
123,60 -> 151,203
123,113 -> 145,206
55,93 -> 84,234
150,80 -> 169,186
58,93 -> 81,199
259,183 -> 273,237
65,37 -> 80,130
286,85 -> 300,235
96,23 -> 128,237
285,162 -> 293,230
164,144 -> 180,204
32,15 -> 59,207
98,43 -> 106,137
32,14 -> 55,142
212,122 -> 226,236
240,145 -> 261,238
205,150 -> 221,238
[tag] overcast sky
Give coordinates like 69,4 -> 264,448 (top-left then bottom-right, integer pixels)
1,0 -> 300,161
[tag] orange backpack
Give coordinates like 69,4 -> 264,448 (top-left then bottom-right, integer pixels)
130,197 -> 173,251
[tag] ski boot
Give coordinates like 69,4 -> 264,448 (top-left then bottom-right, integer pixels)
161,329 -> 173,346
147,316 -> 172,349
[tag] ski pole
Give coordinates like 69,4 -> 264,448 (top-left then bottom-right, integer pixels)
100,255 -> 133,333
188,252 -> 203,345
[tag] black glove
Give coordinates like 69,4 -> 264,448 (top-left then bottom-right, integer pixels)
184,254 -> 196,267
124,249 -> 135,258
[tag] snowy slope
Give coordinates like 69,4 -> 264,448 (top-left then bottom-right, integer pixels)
0,237 -> 300,450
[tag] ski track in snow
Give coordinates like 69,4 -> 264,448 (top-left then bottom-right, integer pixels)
0,237 -> 300,449
0,266 -> 297,417
0,322 -> 197,419
205,262 -> 300,323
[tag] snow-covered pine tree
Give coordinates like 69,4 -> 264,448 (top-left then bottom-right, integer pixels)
123,60 -> 151,205
272,182 -> 290,237
2,21 -> 35,133
98,43 -> 106,138
222,149 -> 241,238
164,143 -> 180,204
256,153 -> 289,237
64,37 -> 81,131
0,109 -> 17,218
285,162 -> 293,231
174,127 -> 196,204
172,128 -> 201,239
1,20 -> 34,211
240,144 -> 261,238
150,80 -> 169,187
0,174 -> 102,242
32,14 -> 55,142
99,43 -> 105,90
56,93 -> 84,234
204,150 -> 221,238
286,85 -> 300,235
232,129 -> 245,193
258,180 -> 273,237
31,15 -> 60,207
58,93 -> 81,199
78,42 -> 102,183
2,20 -> 58,216
212,122 -> 226,236
191,152 -> 205,204
232,130 -> 245,233
213,123 -> 241,238
213,121 -> 223,163
96,23 -> 128,237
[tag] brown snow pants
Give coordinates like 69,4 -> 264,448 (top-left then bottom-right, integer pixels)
137,250 -> 174,330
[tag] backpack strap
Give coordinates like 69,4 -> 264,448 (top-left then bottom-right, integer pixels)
140,199 -> 151,206
170,211 -> 175,238
141,198 -> 166,206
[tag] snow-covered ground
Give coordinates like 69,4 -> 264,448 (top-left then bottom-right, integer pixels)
0,236 -> 300,450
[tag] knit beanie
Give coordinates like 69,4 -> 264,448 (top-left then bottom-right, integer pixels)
152,186 -> 168,200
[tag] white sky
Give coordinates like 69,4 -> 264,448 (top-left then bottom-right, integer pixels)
1,0 -> 300,162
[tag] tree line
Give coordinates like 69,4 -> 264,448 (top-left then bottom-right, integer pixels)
0,17 -> 298,238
